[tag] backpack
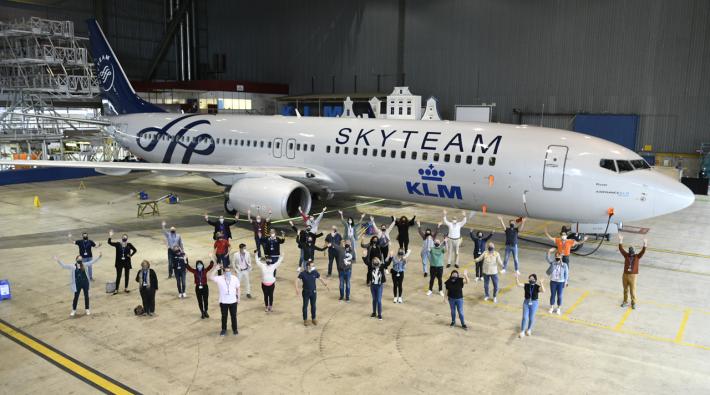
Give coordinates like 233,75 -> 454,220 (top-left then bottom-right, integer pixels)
134,305 -> 145,316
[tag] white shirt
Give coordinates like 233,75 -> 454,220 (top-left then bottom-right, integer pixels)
211,274 -> 240,304
255,256 -> 283,285
443,216 -> 467,239
233,251 -> 252,271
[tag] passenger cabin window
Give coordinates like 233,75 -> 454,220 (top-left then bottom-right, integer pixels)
422,152 -> 428,161
326,146 -> 331,153
466,155 -> 472,164
433,153 -> 440,162
599,159 -> 617,172
411,151 -> 417,160
390,150 -> 396,158
381,149 -> 386,157
335,146 -> 340,154
363,148 -> 368,155
477,156 -> 484,165
616,160 -> 634,173
455,155 -> 461,164
353,147 -> 359,155
400,151 -> 406,159
444,154 -> 450,162
310,144 -> 315,152
344,147 -> 349,154
489,157 -> 496,166
631,159 -> 651,170
268,141 -> 272,149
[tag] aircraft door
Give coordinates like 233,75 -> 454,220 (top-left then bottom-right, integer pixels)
285,138 -> 296,159
272,138 -> 283,158
543,145 -> 568,190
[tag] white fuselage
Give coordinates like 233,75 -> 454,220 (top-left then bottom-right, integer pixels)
110,113 -> 694,224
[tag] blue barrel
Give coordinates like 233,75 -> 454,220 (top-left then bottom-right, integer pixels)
139,191 -> 149,200
0,279 -> 11,300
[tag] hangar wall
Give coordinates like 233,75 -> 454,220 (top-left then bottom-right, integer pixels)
203,0 -> 710,153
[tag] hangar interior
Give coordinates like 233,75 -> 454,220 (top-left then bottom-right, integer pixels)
1,1 -> 710,394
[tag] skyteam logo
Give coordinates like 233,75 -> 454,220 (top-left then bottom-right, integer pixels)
136,114 -> 215,164
96,54 -> 114,91
406,164 -> 462,200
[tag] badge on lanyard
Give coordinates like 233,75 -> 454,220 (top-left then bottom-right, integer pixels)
198,285 -> 203,289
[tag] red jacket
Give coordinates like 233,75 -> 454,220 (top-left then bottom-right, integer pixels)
186,261 -> 214,286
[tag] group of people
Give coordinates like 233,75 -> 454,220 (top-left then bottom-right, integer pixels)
53,207 -> 649,338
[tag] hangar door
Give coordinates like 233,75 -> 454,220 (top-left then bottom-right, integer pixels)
543,145 -> 568,190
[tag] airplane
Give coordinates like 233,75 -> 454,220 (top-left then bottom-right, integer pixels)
3,19 -> 695,236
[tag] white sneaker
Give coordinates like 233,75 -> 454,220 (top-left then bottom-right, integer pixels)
525,329 -> 532,336
393,297 -> 398,303
398,297 -> 403,303
182,293 -> 187,298
501,269 -> 507,274
493,297 -> 497,303
516,270 -> 521,275
85,309 -> 90,315
439,291 -> 444,296
426,290 -> 432,296
519,331 -> 525,338
70,310 -> 76,317
556,308 -> 562,315
548,306 -> 555,314
484,296 -> 489,301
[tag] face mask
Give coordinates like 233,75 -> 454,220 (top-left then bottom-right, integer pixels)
271,233 -> 276,238
122,237 -> 128,242
306,227 -> 312,232
510,224 -> 515,228
82,236 -> 88,240
426,230 -> 431,235
555,258 -> 562,262
488,247 -> 494,252
308,266 -> 314,272
348,219 -> 353,225
225,271 -> 231,279
381,228 -> 386,232
628,248 -> 635,255
170,230 -> 176,234
477,233 -> 482,238
219,218 -> 224,223
529,279 -> 536,284
434,243 -> 440,247
197,264 -> 204,270
452,274 -> 459,279
561,235 -> 567,241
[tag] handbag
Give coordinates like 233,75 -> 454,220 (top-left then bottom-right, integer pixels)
105,281 -> 116,293
134,305 -> 145,316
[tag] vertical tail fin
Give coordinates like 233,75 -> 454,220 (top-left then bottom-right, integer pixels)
87,19 -> 164,114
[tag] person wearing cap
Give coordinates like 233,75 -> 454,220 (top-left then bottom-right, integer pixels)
213,232 -> 231,268
68,232 -> 101,281
325,226 -> 343,277
186,258 -> 214,318
54,253 -> 102,317
170,245 -> 188,298
296,259 -> 329,326
618,235 -> 647,309
161,221 -> 183,279
247,208 -> 272,258
108,230 -> 137,295
390,248 -> 410,303
209,263 -> 240,336
233,243 -> 253,299
255,254 -> 284,312
204,212 -> 238,240
444,269 -> 470,330
135,260 -> 158,316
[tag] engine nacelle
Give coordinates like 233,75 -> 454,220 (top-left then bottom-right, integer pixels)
227,177 -> 311,220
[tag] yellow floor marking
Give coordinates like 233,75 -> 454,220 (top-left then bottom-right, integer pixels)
613,307 -> 634,331
0,321 -> 136,394
675,309 -> 692,343
561,291 -> 590,320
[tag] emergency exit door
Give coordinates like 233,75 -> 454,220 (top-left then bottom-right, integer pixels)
542,145 -> 568,190
285,138 -> 296,159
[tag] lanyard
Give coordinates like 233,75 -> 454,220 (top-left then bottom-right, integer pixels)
225,276 -> 231,295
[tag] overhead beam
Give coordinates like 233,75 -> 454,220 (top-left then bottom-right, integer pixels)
143,0 -> 192,81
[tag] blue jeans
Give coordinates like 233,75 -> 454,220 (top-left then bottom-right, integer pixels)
83,257 -> 94,280
302,289 -> 317,320
254,236 -> 264,258
174,269 -> 186,293
550,281 -> 565,306
348,237 -> 358,261
421,250 -> 430,274
339,270 -> 351,299
503,244 -> 519,271
167,248 -> 174,277
370,283 -> 383,316
448,297 -> 465,325
521,299 -> 539,331
217,253 -> 230,267
483,274 -> 499,297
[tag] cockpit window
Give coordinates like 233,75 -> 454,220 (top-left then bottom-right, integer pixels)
616,160 -> 634,173
600,159 -> 617,172
631,159 -> 651,170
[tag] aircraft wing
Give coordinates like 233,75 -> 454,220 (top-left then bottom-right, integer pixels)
2,160 -> 322,179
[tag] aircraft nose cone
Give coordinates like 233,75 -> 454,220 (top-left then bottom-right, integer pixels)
651,172 -> 695,217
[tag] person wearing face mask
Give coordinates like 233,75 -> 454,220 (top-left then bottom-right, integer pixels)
135,260 -> 158,316
204,212 -> 238,240
68,232 -> 101,282
469,229 -> 494,281
295,259 -> 329,326
474,242 -> 504,303
339,211 -> 366,262
544,227 -> 589,268
368,257 -> 390,320
445,269 -> 470,329
54,253 -> 102,316
329,242 -> 353,302
545,248 -> 569,314
233,243 -> 253,299
361,235 -> 382,285
498,216 -> 526,274
255,254 -> 284,312
417,221 -> 441,277
443,210 -> 468,268
170,246 -> 188,298
390,248 -> 410,303
213,232 -> 231,268
209,263 -> 240,336
290,221 -> 323,269
161,221 -> 184,279
247,208 -> 272,258
186,259 -> 214,319
369,216 -> 396,259
298,205 -> 327,233
393,215 -> 416,251
261,229 -> 286,274
108,230 -> 137,295
325,226 -> 343,277
618,235 -> 647,309
515,273 -> 545,338
300,235 -> 327,272
427,239 -> 447,296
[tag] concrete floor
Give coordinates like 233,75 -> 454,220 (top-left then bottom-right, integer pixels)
1,173 -> 709,394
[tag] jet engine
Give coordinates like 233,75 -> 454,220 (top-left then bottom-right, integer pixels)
224,177 -> 311,219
